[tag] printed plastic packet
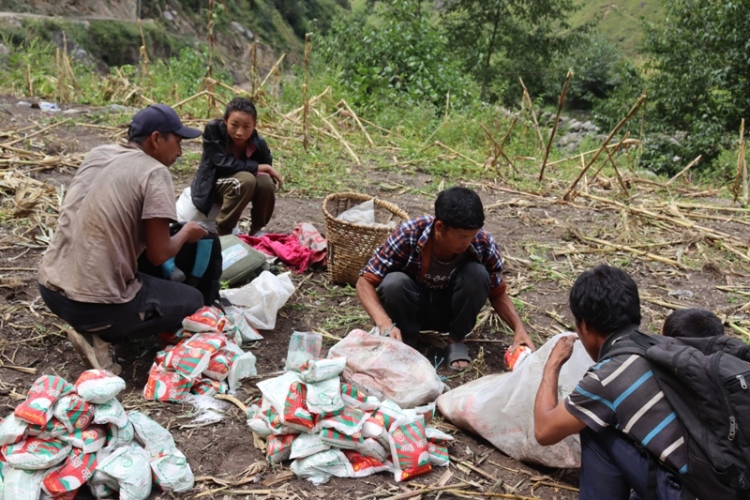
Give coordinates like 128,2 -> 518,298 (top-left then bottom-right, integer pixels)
427,442 -> 450,466
164,344 -> 212,380
343,450 -> 389,478
284,332 -> 322,372
60,425 -> 107,453
379,400 -> 408,432
106,421 -> 135,449
88,482 -> 115,499
299,358 -> 346,384
203,348 -> 238,381
95,443 -> 152,500
143,365 -> 192,403
319,428 -> 364,450
306,377 -> 344,415
224,307 -> 264,342
318,407 -> 369,436
290,432 -> 331,460
341,383 -> 380,411
246,404 -> 272,437
128,411 -> 177,458
28,418 -> 68,441
150,449 -> 194,493
355,437 -> 389,463
267,434 -> 296,464
257,372 -> 301,416
290,449 -> 353,485
227,351 -> 258,392
426,427 -> 454,444
2,467 -> 46,500
282,382 -> 315,432
75,370 -> 126,405
264,407 -> 296,436
2,438 -> 71,470
53,394 -> 94,433
0,414 -> 29,446
191,378 -> 221,397
182,306 -> 226,333
93,399 -> 128,428
14,376 -> 74,426
387,417 -> 432,482
41,448 -> 97,497
184,333 -> 226,354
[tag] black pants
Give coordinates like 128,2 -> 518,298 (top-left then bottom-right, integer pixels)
39,232 -> 221,343
376,261 -> 490,346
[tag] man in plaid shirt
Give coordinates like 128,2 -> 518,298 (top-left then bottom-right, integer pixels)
357,186 -> 534,370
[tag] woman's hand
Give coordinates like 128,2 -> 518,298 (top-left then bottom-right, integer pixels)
258,164 -> 283,191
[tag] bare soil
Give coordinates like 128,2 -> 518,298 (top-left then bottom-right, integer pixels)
1,96 -> 748,499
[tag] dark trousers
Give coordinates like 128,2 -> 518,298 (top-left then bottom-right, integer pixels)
39,231 -> 221,343
579,427 -> 682,500
376,261 -> 490,346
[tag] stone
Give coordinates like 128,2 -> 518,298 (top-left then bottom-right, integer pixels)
0,43 -> 9,57
163,10 -> 174,22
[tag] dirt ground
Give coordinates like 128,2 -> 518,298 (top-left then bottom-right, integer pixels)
1,97 -> 749,499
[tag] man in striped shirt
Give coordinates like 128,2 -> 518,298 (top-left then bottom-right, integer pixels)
534,265 -> 687,499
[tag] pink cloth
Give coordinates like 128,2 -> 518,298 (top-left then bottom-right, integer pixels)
239,222 -> 327,273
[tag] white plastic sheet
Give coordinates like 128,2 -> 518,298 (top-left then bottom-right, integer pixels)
220,271 -> 295,330
436,333 -> 594,468
175,187 -> 220,231
328,329 -> 445,408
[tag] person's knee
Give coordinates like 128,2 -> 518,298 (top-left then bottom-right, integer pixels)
456,262 -> 490,291
255,173 -> 275,194
379,272 -> 416,295
234,172 -> 257,198
183,284 -> 204,313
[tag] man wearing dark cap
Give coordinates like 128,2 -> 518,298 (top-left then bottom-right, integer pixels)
38,104 -> 214,375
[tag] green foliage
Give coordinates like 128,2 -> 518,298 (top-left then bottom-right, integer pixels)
441,0 -> 587,105
318,0 -> 476,110
640,0 -> 750,174
560,35 -> 628,110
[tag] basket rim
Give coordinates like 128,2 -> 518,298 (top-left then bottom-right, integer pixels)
322,192 -> 408,228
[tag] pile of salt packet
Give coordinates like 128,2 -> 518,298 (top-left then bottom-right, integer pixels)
144,306 -> 260,402
0,370 -> 194,500
246,332 -> 454,485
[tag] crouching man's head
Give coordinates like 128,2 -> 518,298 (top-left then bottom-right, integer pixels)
569,264 -> 641,361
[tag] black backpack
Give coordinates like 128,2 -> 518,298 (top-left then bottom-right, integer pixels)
604,330 -> 750,500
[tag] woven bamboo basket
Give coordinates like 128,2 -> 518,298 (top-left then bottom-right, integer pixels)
322,192 -> 409,286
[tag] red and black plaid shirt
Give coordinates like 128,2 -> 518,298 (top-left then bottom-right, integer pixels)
360,216 -> 506,297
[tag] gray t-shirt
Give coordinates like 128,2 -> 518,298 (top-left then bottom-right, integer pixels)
422,253 -> 468,290
39,144 -> 177,303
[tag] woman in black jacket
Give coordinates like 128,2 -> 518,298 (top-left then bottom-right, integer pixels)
190,97 -> 283,235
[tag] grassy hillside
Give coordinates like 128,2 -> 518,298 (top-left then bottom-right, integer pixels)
570,0 -> 664,56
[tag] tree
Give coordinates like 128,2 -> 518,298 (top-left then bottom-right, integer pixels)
643,0 -> 750,170
319,0 -> 476,109
441,0 -> 585,104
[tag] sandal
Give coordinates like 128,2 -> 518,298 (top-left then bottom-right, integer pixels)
445,342 -> 471,371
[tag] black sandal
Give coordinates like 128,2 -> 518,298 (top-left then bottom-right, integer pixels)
445,342 -> 471,371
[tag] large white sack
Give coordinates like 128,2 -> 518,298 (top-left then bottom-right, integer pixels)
220,271 -> 295,330
175,187 -> 220,231
436,333 -> 593,468
328,329 -> 445,408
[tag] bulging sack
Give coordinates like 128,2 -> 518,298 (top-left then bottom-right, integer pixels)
436,333 -> 593,468
328,329 -> 444,408
220,271 -> 295,330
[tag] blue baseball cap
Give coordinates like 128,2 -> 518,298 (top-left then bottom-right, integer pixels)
128,104 -> 202,139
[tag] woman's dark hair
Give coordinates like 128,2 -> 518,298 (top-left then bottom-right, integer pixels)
223,97 -> 257,121
663,308 -> 723,338
569,265 -> 641,336
434,186 -> 484,229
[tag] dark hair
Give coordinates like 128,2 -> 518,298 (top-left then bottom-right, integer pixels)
569,265 -> 641,336
223,97 -> 257,122
663,308 -> 723,338
127,131 -> 173,145
434,186 -> 484,229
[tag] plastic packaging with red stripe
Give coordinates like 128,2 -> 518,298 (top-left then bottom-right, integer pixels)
143,365 -> 192,403
387,417 -> 432,482
182,306 -> 227,333
74,370 -> 126,405
343,450 -> 390,478
41,448 -> 97,497
2,437 -> 71,470
14,376 -> 74,426
52,394 -> 94,433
